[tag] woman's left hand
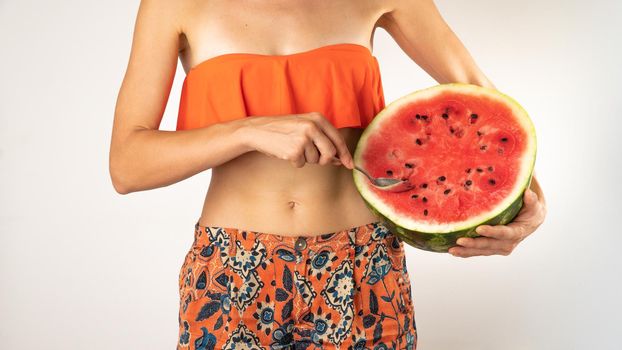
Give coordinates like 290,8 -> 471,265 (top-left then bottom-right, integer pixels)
448,175 -> 547,258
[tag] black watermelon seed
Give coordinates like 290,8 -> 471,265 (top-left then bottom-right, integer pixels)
415,138 -> 422,145
420,183 -> 428,189
411,194 -> 418,199
471,113 -> 478,119
466,180 -> 473,186
465,168 -> 472,173
405,163 -> 414,168
480,145 -> 487,150
386,170 -> 393,176
444,189 -> 451,195
438,176 -> 446,181
449,126 -> 455,134
501,137 -> 508,142
422,197 -> 428,203
442,113 -> 449,119
421,115 -> 428,120
477,130 -> 483,136
415,114 -> 421,119
488,166 -> 494,171
476,168 -> 483,173
488,179 -> 496,185
424,209 -> 428,216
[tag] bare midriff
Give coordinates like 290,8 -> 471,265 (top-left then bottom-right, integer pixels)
178,0 -> 390,236
198,128 -> 381,236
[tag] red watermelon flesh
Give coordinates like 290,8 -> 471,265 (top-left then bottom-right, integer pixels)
353,84 -> 536,252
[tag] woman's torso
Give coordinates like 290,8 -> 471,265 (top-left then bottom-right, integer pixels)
177,0 -> 390,236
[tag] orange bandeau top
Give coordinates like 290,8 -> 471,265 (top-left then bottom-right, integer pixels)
176,43 -> 386,131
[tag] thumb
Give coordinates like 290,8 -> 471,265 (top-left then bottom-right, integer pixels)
336,148 -> 353,169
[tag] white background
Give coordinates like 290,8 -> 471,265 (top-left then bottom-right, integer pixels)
1,0 -> 621,349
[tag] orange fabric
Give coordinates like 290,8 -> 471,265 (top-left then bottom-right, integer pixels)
176,43 -> 386,131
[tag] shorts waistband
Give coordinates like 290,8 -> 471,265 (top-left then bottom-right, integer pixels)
193,219 -> 391,248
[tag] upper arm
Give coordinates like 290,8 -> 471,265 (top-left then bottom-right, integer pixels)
377,0 -> 480,83
378,0 -> 454,46
111,0 -> 183,143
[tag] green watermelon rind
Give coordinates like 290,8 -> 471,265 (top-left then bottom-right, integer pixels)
362,175 -> 531,253
353,83 -> 537,253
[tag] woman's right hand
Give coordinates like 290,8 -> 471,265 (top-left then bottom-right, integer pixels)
239,112 -> 355,169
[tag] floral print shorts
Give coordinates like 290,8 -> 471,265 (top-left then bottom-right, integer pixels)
177,220 -> 417,350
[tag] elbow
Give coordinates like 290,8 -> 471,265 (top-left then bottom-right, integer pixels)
109,153 -> 132,195
109,130 -> 140,195
110,165 -> 131,195
112,179 -> 130,195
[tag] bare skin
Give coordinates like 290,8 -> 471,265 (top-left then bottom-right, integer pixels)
110,0 -> 547,253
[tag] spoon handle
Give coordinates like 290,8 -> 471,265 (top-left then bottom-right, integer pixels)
353,165 -> 372,180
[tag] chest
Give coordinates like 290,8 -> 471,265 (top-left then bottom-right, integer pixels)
179,0 -> 384,65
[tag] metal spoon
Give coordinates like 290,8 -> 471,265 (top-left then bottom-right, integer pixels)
352,165 -> 415,192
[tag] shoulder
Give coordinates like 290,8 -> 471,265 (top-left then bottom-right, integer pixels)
135,0 -> 190,32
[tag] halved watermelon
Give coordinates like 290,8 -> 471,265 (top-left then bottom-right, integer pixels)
353,83 -> 536,252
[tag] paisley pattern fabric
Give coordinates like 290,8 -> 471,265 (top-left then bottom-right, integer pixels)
177,220 -> 417,350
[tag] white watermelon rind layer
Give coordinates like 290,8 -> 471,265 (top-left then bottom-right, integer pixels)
353,83 -> 537,252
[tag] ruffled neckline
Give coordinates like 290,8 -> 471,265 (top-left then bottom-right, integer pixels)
176,42 -> 385,131
184,42 -> 376,78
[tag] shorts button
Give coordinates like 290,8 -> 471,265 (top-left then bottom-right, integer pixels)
295,237 -> 307,251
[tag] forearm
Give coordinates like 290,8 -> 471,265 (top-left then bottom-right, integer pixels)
109,119 -> 253,194
430,28 -> 496,89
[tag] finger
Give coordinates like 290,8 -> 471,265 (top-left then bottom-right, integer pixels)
305,122 -> 338,166
524,188 -> 547,222
456,236 -> 513,251
304,142 -> 321,164
530,175 -> 547,208
288,149 -> 306,168
448,247 -> 498,258
505,221 -> 531,241
516,189 -> 539,218
506,192 -> 540,227
474,190 -> 538,239
474,224 -> 516,240
522,188 -> 539,212
290,156 -> 306,168
331,156 -> 343,166
310,113 -> 353,168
